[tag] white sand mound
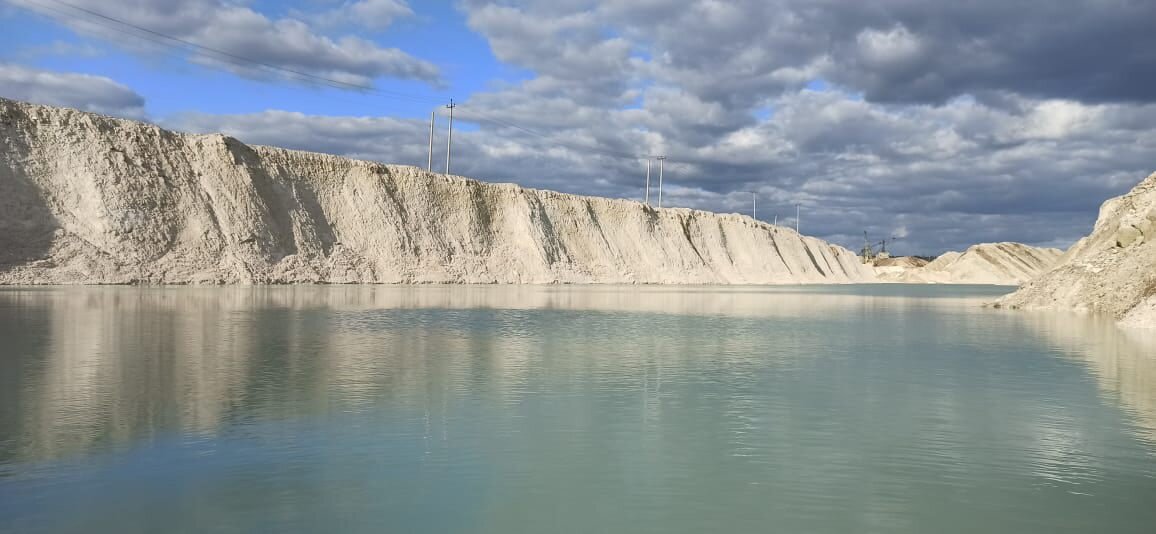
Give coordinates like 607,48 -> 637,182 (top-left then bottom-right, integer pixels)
998,172 -> 1156,327
0,98 -> 874,285
876,243 -> 1062,285
873,256 -> 929,269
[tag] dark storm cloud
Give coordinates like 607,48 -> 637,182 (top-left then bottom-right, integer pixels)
594,0 -> 1156,105
816,1 -> 1156,104
459,0 -> 1156,111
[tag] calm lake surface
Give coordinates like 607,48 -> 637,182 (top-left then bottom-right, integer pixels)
1,285 -> 1155,533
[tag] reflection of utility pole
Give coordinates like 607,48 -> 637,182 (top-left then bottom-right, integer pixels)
795,203 -> 800,234
427,111 -> 435,172
657,156 -> 666,208
645,159 -> 652,206
445,99 -> 456,175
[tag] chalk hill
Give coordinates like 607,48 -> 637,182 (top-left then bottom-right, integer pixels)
876,243 -> 1062,285
999,172 -> 1156,327
0,98 -> 873,285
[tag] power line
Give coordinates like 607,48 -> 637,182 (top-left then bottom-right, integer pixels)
21,0 -> 677,184
30,0 -> 655,162
27,0 -> 444,104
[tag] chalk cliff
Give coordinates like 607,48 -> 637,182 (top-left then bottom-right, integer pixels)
0,98 -> 873,285
998,172 -> 1156,327
876,243 -> 1062,285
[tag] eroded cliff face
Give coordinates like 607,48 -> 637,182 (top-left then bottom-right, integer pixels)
876,243 -> 1063,285
998,172 -> 1156,327
0,99 -> 874,285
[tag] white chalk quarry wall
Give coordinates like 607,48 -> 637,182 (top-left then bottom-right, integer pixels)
0,98 -> 874,285
998,171 -> 1156,327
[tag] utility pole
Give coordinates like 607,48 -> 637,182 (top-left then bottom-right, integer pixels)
645,159 -> 652,206
657,156 -> 666,208
795,203 -> 800,234
444,99 -> 456,175
752,192 -> 757,220
427,111 -> 435,172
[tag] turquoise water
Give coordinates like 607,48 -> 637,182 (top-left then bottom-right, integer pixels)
1,285 -> 1155,533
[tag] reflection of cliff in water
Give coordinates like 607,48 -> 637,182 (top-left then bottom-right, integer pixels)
1016,310 -> 1156,444
2,285 -> 1001,319
8,286 -> 925,463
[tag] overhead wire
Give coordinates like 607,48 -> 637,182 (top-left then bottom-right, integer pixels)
23,0 -> 663,164
30,0 -> 445,104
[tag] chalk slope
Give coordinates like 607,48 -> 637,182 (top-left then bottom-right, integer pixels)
876,243 -> 1062,285
998,172 -> 1156,327
0,98 -> 873,285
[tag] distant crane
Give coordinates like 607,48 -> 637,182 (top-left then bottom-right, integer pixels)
860,232 -> 874,262
879,236 -> 902,257
860,232 -> 903,263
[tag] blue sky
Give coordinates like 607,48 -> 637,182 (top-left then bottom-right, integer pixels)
2,0 -> 1155,255
1,0 -> 497,119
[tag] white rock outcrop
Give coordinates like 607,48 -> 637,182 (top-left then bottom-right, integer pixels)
998,172 -> 1156,327
875,243 -> 1062,285
0,98 -> 874,285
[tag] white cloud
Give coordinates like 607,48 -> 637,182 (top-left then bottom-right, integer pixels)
856,25 -> 925,68
1022,100 -> 1100,140
11,0 -> 438,86
344,0 -> 413,29
0,63 -> 146,119
303,0 -> 415,31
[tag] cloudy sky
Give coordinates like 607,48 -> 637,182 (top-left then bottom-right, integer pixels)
2,0 -> 1154,255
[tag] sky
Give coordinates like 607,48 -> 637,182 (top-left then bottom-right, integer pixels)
2,0 -> 1155,255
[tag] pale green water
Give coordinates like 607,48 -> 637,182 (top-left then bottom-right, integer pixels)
1,285 -> 1155,533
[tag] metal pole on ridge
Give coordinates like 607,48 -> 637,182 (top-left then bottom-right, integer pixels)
752,192 -> 757,219
796,203 -> 800,234
645,159 -> 652,206
445,99 -> 456,175
427,111 -> 435,172
657,156 -> 666,208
